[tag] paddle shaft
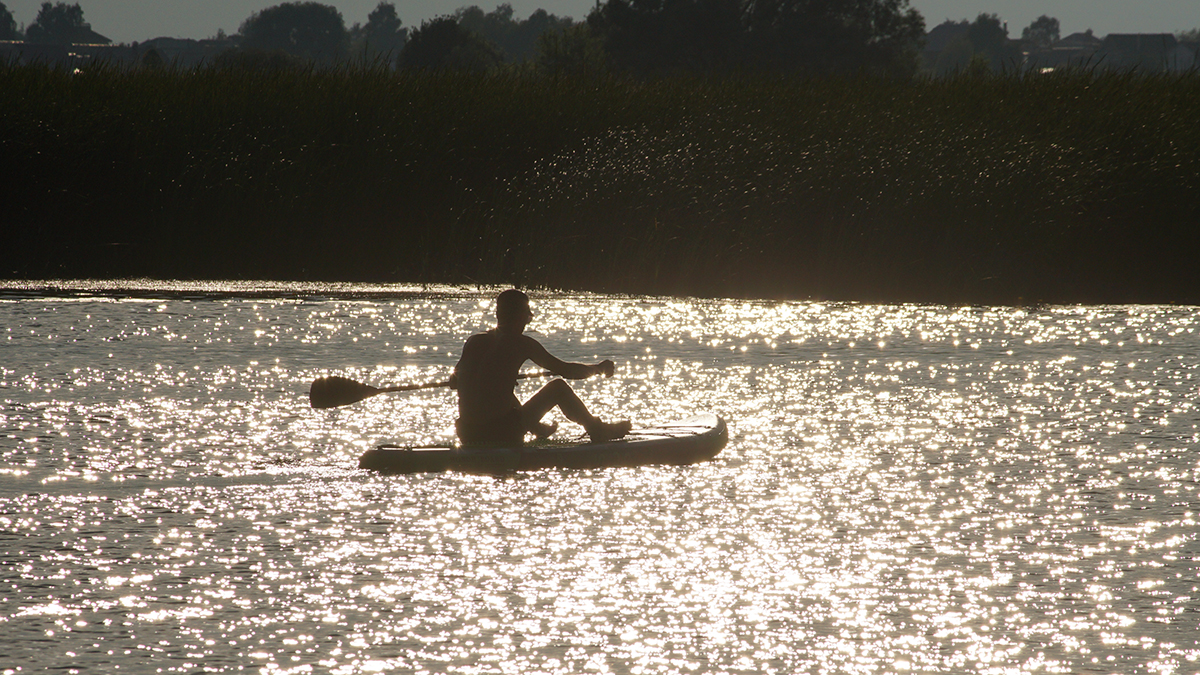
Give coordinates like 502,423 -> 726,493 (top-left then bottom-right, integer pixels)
378,370 -> 554,393
309,370 -> 559,409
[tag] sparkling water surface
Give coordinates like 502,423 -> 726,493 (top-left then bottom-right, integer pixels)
1,281 -> 1198,674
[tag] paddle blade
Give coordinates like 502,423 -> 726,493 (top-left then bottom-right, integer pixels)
309,376 -> 381,409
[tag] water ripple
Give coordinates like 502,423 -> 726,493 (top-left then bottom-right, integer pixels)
1,286 -> 1197,673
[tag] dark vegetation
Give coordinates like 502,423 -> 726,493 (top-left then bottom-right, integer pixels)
598,0 -> 923,76
0,1 -> 17,40
398,16 -> 503,71
238,2 -> 350,65
3,0 -> 1199,304
3,60 -> 1199,305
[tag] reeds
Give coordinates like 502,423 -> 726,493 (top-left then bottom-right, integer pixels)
3,61 -> 1198,303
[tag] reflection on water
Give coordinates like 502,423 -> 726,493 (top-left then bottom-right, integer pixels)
1,281 -> 1198,673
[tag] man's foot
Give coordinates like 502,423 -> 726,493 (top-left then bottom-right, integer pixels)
587,420 -> 632,443
533,421 -> 558,440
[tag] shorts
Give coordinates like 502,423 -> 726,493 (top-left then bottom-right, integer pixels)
456,407 -> 525,447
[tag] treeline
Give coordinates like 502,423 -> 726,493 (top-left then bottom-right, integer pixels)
244,0 -> 927,76
8,1 -> 1200,78
0,1 -> 103,42
2,0 -> 929,76
929,14 -> 1025,75
3,63 -> 1199,304
229,1 -> 579,70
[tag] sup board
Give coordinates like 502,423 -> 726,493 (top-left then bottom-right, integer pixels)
359,413 -> 727,474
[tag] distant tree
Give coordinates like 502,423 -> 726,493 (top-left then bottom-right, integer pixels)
357,1 -> 407,62
966,13 -> 1021,70
239,2 -> 349,64
454,4 -> 507,49
0,1 -> 20,40
744,0 -> 926,75
588,0 -> 925,76
510,8 -> 575,61
1179,28 -> 1200,42
140,48 -> 164,69
588,0 -> 743,73
25,2 -> 101,44
454,4 -> 574,62
963,52 -> 993,77
966,13 -> 1005,54
1021,15 -> 1060,49
933,35 -> 974,76
399,16 -> 503,71
536,22 -> 606,75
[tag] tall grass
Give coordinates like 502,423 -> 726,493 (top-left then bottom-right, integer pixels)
3,61 -> 1198,303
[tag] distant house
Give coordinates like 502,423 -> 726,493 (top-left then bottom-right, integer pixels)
0,40 -> 68,65
0,22 -> 117,66
1096,33 -> 1195,72
922,19 -> 1029,74
0,36 -> 235,68
1025,30 -> 1102,71
75,27 -> 112,45
0,41 -> 140,67
1058,31 -> 1104,50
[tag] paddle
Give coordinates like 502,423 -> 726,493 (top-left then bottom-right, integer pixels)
309,371 -> 554,409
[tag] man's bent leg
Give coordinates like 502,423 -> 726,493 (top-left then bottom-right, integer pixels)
522,379 -> 598,430
521,379 -> 630,442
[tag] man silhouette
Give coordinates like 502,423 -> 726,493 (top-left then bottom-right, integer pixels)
451,289 -> 631,446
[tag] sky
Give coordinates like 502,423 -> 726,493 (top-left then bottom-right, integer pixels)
3,0 -> 1197,45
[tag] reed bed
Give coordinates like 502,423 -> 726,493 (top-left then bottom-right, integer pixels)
3,61 -> 1198,303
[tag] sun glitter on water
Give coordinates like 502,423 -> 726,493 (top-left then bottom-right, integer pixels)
1,283 -> 1198,674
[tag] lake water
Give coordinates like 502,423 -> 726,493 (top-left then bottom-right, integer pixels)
2,280 -> 1198,674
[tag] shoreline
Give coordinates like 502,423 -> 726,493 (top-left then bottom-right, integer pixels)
2,278 -> 1197,308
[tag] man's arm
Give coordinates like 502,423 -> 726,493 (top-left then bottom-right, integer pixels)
523,336 -> 613,379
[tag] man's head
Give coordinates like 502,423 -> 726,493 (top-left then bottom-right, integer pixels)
495,289 -> 533,327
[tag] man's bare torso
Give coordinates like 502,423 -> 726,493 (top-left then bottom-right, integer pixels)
454,329 -> 538,423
